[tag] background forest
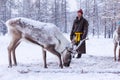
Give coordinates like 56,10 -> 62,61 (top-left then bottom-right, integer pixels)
0,0 -> 120,38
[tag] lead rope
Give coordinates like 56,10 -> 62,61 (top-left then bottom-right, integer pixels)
61,47 -> 67,54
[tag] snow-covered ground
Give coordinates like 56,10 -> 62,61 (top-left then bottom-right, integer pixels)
0,34 -> 120,80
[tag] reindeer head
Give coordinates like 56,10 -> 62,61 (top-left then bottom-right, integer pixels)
62,47 -> 73,67
9,18 -> 21,27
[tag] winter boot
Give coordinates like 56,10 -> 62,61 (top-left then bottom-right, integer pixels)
76,53 -> 82,58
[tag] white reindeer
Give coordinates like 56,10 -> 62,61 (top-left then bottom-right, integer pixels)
5,17 -> 72,68
113,25 -> 120,61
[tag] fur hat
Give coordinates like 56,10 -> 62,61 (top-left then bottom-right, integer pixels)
77,9 -> 83,14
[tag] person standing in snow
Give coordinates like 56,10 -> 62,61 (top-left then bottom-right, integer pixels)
70,9 -> 89,58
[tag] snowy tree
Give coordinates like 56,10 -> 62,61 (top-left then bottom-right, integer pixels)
77,0 -> 120,38
0,0 -> 9,34
1,0 -> 119,36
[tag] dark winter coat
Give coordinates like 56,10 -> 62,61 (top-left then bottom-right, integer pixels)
70,16 -> 89,54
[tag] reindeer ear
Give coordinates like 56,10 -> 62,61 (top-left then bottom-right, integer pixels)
18,19 -> 21,22
16,18 -> 21,22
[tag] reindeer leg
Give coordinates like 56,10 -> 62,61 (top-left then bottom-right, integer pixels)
8,44 -> 12,68
42,48 -> 47,68
114,43 -> 117,61
46,45 -> 63,68
8,38 -> 20,68
12,41 -> 21,66
118,47 -> 120,61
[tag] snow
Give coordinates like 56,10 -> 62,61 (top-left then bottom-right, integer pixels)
0,34 -> 120,80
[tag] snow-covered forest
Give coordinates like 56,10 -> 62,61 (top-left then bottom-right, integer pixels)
0,0 -> 120,37
0,0 -> 120,80
76,0 -> 120,38
0,0 -> 68,34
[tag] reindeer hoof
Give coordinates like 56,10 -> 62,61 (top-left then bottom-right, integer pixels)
8,65 -> 12,68
44,65 -> 48,68
118,59 -> 120,62
44,66 -> 48,68
13,64 -> 17,66
60,65 -> 63,69
114,58 -> 117,61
